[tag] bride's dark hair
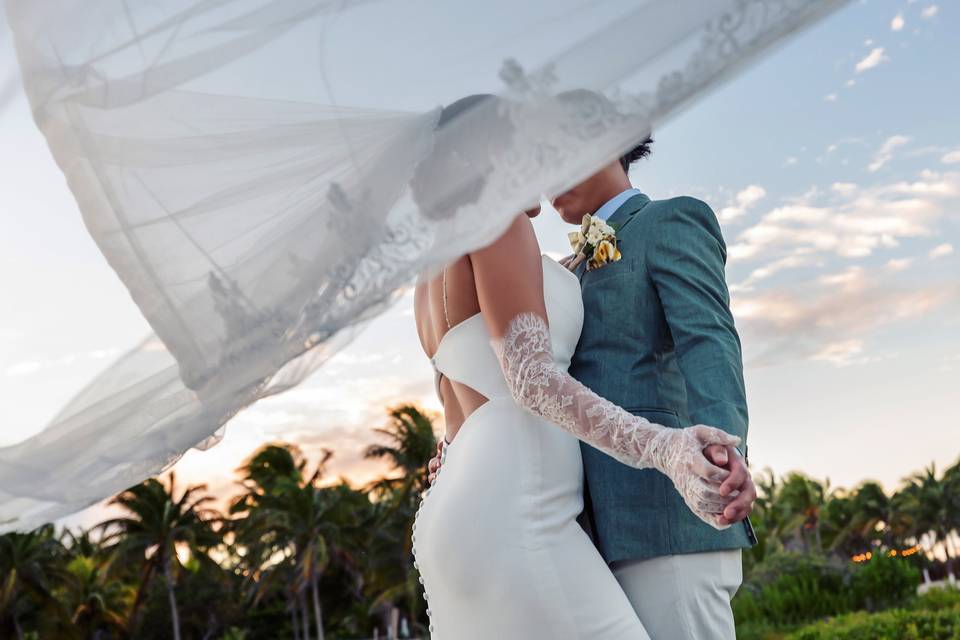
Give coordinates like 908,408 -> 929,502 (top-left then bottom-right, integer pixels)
411,94 -> 515,220
412,90 -> 652,219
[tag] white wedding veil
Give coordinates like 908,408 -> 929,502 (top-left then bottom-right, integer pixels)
0,0 -> 848,532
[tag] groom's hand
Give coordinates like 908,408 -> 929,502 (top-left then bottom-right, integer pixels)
704,444 -> 756,526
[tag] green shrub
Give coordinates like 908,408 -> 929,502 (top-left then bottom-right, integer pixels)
734,552 -> 855,627
787,606 -> 960,639
735,550 -> 926,636
735,620 -> 792,640
912,587 -> 960,612
849,552 -> 921,611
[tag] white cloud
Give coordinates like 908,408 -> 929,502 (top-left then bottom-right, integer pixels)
832,182 -> 857,194
812,340 -> 867,367
845,79 -> 857,88
784,156 -> 798,167
819,266 -> 865,289
824,93 -> 838,103
727,169 -> 958,264
891,13 -> 905,31
732,265 -> 957,367
720,185 -> 767,222
731,254 -> 815,292
868,135 -> 911,172
855,47 -> 889,73
885,258 -> 913,272
921,5 -> 939,18
942,150 -> 960,164
929,243 -> 954,259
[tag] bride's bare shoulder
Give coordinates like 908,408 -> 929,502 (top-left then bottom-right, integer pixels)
471,213 -> 540,263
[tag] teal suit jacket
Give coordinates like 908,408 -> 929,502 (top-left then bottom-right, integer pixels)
570,192 -> 756,563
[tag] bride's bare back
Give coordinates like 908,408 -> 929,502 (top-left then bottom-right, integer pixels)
414,256 -> 487,442
413,214 -> 547,442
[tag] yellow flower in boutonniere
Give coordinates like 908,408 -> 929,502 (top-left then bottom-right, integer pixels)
588,238 -> 621,270
564,213 -> 622,272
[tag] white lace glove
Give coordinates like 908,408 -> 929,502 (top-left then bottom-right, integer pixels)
492,313 -> 739,530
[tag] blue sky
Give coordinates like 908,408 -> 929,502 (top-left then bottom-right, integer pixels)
0,0 -> 957,528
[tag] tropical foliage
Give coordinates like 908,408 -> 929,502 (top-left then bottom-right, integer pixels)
735,458 -> 960,640
0,401 -> 957,639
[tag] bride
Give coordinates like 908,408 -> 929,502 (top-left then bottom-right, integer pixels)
410,95 -> 749,638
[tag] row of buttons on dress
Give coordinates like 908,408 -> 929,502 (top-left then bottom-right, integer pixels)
410,439 -> 446,636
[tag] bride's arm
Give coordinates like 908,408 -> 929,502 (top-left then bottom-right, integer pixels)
471,214 -> 739,529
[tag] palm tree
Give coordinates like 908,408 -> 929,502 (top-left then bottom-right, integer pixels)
824,481 -> 894,556
0,526 -> 66,640
231,444 -> 367,640
59,528 -> 104,559
899,464 -> 958,575
944,457 -> 960,568
741,467 -> 780,571
365,405 -> 439,498
819,488 -> 855,554
774,473 -> 829,552
230,444 -> 307,639
364,405 -> 439,633
98,473 -> 219,640
59,555 -> 130,639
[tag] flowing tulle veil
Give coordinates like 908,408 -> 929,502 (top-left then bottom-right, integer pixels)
0,0 -> 848,531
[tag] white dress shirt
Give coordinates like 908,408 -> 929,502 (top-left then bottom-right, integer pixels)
593,188 -> 643,221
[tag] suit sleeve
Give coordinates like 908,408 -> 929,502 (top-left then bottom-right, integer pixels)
646,198 -> 749,458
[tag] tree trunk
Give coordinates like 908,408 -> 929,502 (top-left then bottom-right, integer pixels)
299,588 -> 310,639
311,574 -> 324,640
163,553 -> 182,640
290,597 -> 301,640
128,562 -> 155,633
388,607 -> 399,640
944,533 -> 957,577
13,613 -> 23,640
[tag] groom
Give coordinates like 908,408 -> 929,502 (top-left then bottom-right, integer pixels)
551,131 -> 758,638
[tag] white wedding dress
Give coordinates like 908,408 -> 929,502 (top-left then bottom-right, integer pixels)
412,256 -> 650,639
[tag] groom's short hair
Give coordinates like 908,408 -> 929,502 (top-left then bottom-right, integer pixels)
555,89 -> 654,173
619,134 -> 654,172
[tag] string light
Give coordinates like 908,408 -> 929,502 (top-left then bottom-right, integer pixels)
851,544 -> 921,563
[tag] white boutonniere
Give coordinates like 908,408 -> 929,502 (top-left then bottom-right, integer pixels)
562,214 -> 622,272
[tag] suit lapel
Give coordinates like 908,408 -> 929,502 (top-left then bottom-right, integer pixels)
578,192 -> 650,285
605,192 -> 650,234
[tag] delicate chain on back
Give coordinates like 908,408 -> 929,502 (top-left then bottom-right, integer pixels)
441,267 -> 452,330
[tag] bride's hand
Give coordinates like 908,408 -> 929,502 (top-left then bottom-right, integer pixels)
427,440 -> 443,485
655,425 -> 741,530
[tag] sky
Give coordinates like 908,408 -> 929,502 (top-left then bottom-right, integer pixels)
0,0 -> 958,529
